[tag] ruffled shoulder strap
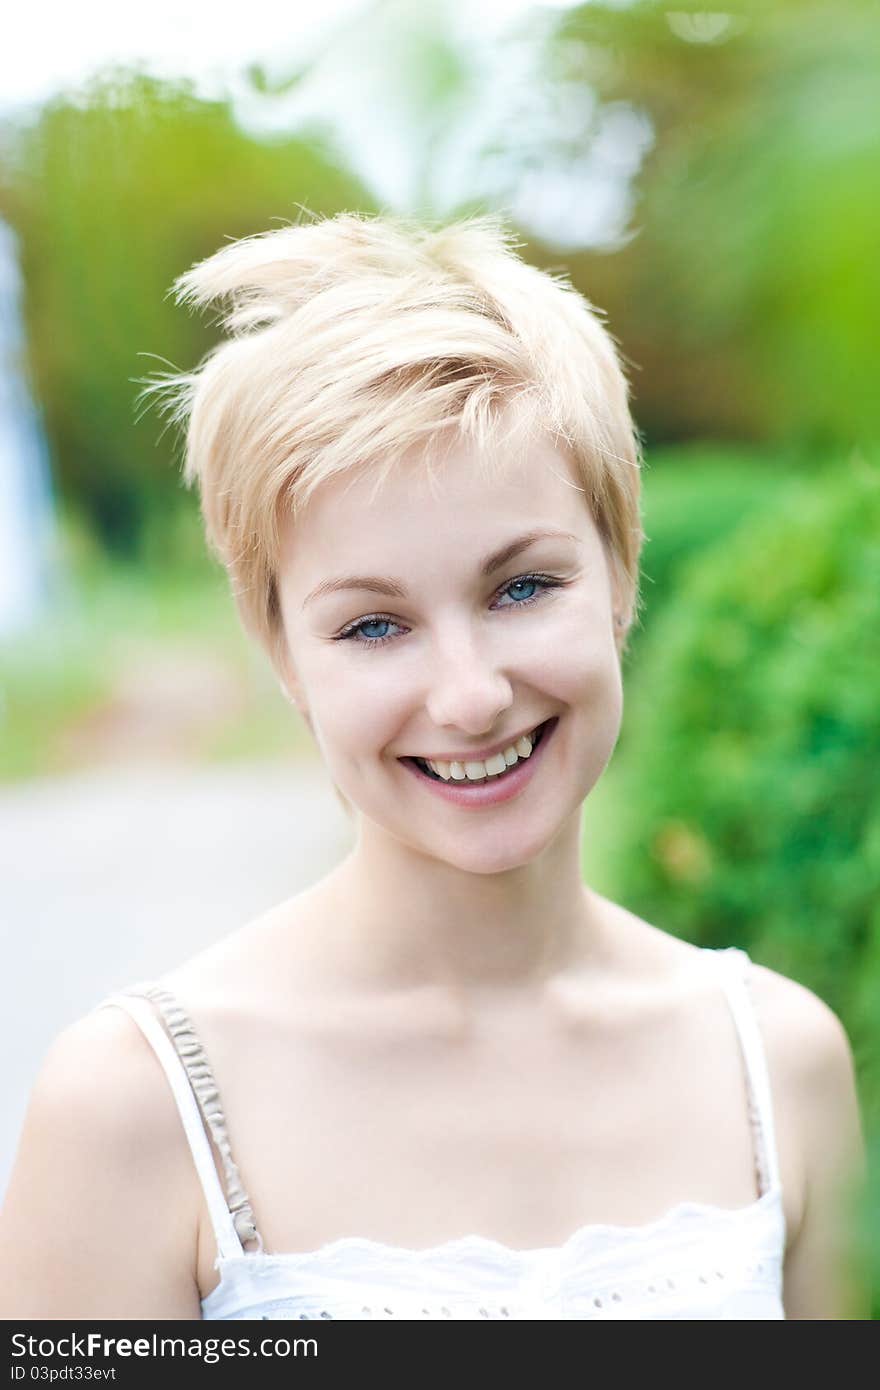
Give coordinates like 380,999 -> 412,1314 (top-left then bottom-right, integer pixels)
94,984 -> 264,1264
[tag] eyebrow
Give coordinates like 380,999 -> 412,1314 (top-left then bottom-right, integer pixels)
302,528 -> 580,609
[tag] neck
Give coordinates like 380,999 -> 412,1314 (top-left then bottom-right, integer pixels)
310,806 -> 605,1001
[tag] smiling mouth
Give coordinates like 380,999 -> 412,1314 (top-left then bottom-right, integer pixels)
402,718 -> 553,784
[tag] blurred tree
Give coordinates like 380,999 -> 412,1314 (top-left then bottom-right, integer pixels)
0,69 -> 374,553
538,0 -> 880,448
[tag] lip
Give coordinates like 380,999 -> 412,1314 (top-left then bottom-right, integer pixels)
399,717 -> 559,808
402,720 -> 546,767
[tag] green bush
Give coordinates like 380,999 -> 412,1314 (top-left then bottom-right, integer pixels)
615,443 -> 819,757
635,442 -> 812,638
607,448 -> 880,1305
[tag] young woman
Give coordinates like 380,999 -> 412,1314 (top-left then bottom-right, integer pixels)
0,211 -> 867,1320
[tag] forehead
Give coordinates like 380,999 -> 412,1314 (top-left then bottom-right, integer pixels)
279,431 -> 599,580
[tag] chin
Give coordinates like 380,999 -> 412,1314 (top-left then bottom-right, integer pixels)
430,804 -> 576,877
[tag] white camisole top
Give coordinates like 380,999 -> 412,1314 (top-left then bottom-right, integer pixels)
94,945 -> 786,1319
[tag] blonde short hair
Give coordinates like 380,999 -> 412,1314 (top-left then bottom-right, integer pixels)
141,208 -> 645,674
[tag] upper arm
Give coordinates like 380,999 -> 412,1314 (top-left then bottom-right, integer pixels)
0,1006 -> 203,1319
757,969 -> 870,1320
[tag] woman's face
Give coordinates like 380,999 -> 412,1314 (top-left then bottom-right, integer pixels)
276,428 -> 625,874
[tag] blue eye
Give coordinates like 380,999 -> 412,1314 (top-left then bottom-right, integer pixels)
498,576 -> 543,606
351,617 -> 399,644
335,573 -> 565,651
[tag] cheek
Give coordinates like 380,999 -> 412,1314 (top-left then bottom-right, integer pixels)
552,654 -> 623,747
535,602 -> 621,704
301,655 -> 408,763
550,630 -> 624,771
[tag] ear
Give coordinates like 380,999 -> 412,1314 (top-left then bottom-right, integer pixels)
279,677 -> 315,736
278,677 -> 299,707
279,676 -> 307,713
599,537 -> 627,624
276,646 -> 304,710
601,543 -> 634,652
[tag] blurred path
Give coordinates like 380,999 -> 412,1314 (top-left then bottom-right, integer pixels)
0,759 -> 353,1200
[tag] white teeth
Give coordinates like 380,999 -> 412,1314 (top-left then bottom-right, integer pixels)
422,724 -> 543,782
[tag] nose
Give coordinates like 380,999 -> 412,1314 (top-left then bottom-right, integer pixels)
422,626 -> 514,736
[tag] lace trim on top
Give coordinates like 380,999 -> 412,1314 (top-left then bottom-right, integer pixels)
134,984 -> 263,1252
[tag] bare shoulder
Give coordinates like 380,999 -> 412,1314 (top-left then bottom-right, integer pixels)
746,960 -> 852,1059
745,961 -> 868,1319
594,898 -> 868,1310
0,1004 -> 202,1318
33,1004 -> 186,1139
606,893 -> 857,1097
745,960 -> 864,1133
